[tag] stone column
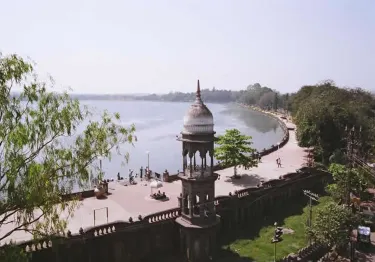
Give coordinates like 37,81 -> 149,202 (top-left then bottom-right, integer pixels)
201,155 -> 204,177
189,155 -> 193,177
184,195 -> 189,214
180,229 -> 185,254
178,193 -> 182,208
182,154 -> 186,174
210,150 -> 214,173
189,195 -> 193,217
199,192 -> 205,218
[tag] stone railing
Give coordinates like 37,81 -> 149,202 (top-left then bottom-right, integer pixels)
61,189 -> 95,201
143,208 -> 181,223
280,243 -> 330,262
316,250 -> 340,261
14,167 -> 331,261
15,207 -> 183,254
22,240 -> 53,253
84,220 -> 131,237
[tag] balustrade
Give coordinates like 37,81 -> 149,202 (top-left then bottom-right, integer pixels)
16,171 -> 329,260
24,240 -> 53,252
145,208 -> 181,223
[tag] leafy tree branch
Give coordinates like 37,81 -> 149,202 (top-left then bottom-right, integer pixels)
0,53 -> 136,248
215,129 -> 258,177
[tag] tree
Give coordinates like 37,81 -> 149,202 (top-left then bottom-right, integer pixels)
257,91 -> 275,110
0,53 -> 136,258
273,92 -> 279,111
327,164 -> 375,204
291,83 -> 375,164
214,129 -> 258,178
308,201 -> 359,249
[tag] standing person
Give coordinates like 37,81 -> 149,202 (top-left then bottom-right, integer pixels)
278,157 -> 282,168
276,158 -> 279,168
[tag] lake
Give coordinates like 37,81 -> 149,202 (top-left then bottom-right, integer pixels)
80,100 -> 284,179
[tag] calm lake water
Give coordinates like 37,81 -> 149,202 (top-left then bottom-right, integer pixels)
80,100 -> 283,179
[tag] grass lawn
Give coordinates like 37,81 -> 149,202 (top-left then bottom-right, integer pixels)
222,196 -> 332,262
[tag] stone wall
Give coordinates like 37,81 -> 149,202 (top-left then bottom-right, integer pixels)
17,169 -> 332,262
280,243 -> 330,261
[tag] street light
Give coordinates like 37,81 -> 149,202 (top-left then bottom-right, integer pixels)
146,151 -> 150,169
98,156 -> 103,181
271,222 -> 283,262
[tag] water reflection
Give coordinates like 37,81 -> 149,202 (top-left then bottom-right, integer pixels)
219,104 -> 279,133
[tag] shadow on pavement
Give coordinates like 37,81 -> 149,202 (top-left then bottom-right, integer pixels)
222,173 -> 262,188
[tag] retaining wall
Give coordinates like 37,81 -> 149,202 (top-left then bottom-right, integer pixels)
15,169 -> 332,262
11,107 -> 316,261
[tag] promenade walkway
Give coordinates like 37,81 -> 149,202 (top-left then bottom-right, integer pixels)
1,118 -> 308,244
214,119 -> 306,195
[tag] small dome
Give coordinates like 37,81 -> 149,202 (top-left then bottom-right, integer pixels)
182,80 -> 214,134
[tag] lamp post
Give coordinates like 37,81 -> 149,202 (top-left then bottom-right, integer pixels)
271,222 -> 283,262
146,151 -> 150,169
98,156 -> 103,181
303,190 -> 319,245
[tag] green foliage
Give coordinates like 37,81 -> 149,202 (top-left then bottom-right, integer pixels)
215,129 -> 257,176
327,164 -> 375,203
0,243 -> 28,262
135,82 -> 290,110
309,164 -> 374,251
0,53 -> 135,252
329,150 -> 347,165
307,200 -> 359,248
290,81 -> 375,164
222,196 -> 333,262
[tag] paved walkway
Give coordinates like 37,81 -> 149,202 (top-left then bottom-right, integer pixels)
214,120 -> 306,195
1,118 -> 308,244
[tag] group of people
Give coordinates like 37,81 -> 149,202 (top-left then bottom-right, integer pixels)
116,167 -> 157,185
151,190 -> 167,200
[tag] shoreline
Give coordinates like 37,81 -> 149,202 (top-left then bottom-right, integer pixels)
162,104 -> 292,181
236,103 -> 290,158
4,106 -> 308,245
72,103 -> 291,190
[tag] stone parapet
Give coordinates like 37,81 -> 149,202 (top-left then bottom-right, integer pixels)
17,169 -> 331,262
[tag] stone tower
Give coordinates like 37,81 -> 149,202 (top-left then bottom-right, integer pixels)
176,80 -> 220,262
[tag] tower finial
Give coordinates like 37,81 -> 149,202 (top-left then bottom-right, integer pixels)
196,79 -> 201,99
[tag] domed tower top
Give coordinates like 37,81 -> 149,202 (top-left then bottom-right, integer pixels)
182,80 -> 214,134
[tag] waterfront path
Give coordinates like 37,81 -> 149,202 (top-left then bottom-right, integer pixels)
214,119 -> 306,195
1,118 -> 308,244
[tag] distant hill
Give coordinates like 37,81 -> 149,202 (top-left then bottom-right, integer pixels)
68,94 -> 137,100
11,92 -> 150,101
11,83 -> 291,108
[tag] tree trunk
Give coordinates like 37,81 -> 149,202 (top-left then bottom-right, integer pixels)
233,165 -> 240,178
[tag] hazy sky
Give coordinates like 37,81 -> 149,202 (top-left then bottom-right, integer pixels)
1,0 -> 374,94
